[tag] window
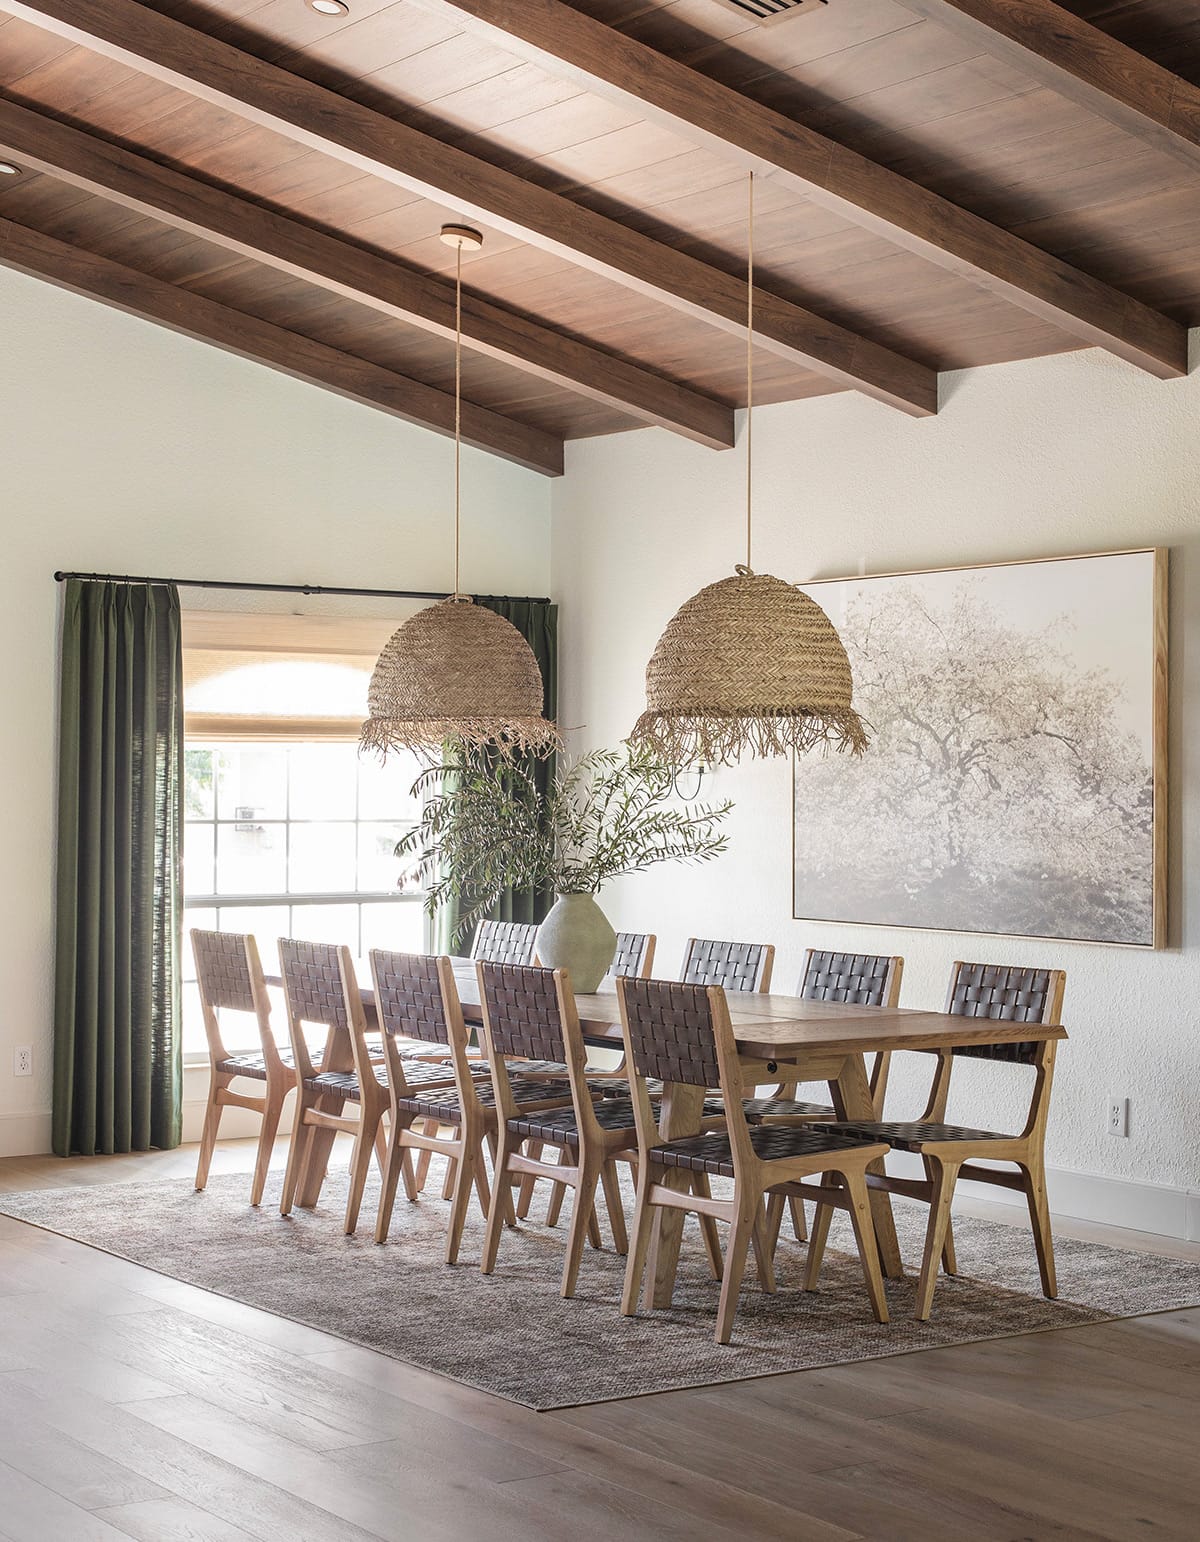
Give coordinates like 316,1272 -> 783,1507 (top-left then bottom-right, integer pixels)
179,610 -> 426,1055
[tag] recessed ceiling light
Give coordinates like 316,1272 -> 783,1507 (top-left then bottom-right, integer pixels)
309,0 -> 348,15
0,162 -> 22,177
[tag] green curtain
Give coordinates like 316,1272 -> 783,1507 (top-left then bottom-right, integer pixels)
53,580 -> 185,1157
433,597 -> 558,953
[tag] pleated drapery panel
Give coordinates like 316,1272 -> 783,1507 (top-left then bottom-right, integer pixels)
53,579 -> 184,1156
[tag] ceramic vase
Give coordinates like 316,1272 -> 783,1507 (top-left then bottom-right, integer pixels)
534,892 -> 617,992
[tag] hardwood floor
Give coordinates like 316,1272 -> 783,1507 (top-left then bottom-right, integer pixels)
1,1138 -> 1197,1541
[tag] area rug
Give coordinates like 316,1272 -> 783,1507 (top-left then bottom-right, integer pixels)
2,1168 -> 1198,1410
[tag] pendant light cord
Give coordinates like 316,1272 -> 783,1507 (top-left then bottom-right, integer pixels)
745,169 -> 754,574
454,239 -> 463,599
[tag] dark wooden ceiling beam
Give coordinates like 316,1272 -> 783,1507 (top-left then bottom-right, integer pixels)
894,0 -> 1200,176
415,0 -> 1188,380
0,217 -> 564,474
0,99 -> 734,451
0,0 -> 939,417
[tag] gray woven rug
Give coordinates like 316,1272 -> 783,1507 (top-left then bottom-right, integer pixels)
3,1167 -> 1198,1409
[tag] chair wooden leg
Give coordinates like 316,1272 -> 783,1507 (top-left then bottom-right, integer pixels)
546,1172 -> 567,1228
374,1121 -> 416,1244
842,1167 -> 889,1324
471,1133 -> 493,1221
480,1130 -> 513,1276
751,1204 -> 777,1295
803,1181 -> 836,1292
414,1121 -> 438,1191
599,1160 -> 628,1255
1021,1159 -> 1057,1299
764,1191 -> 785,1260
441,1133 -> 457,1200
562,1160 -> 601,1298
516,1140 -> 544,1219
445,1141 -> 476,1266
789,1194 -> 808,1243
344,1117 -> 378,1235
249,1084 -> 286,1208
692,1175 -> 724,1280
194,1078 -> 225,1192
923,1155 -> 956,1273
914,1159 -> 961,1321
621,1163 -> 657,1317
715,1190 -> 758,1345
279,1103 -> 314,1217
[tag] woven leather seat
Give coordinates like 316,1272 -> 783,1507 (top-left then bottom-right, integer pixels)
507,1097 -> 640,1147
652,1125 -> 881,1179
828,1118 -> 1019,1153
395,1074 -> 572,1123
742,1096 -> 835,1121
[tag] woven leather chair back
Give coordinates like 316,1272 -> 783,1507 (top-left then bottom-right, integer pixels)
800,949 -> 896,1007
618,978 -> 721,1090
681,937 -> 771,993
609,931 -> 654,981
477,962 -> 565,1061
470,919 -> 539,965
192,929 -> 256,1012
947,962 -> 1060,1064
278,938 -> 349,1030
371,949 -> 449,1048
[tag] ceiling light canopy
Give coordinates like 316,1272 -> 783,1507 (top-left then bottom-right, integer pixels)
309,0 -> 349,16
361,224 -> 559,762
0,161 -> 22,176
628,172 -> 868,768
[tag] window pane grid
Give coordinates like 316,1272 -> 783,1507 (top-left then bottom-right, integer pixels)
183,740 -> 426,1051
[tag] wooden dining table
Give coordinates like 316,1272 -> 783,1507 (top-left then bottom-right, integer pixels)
267,957 -> 1067,1309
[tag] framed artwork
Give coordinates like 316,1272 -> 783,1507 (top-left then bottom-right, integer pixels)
793,549 -> 1167,949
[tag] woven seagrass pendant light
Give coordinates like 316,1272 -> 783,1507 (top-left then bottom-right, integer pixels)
361,225 -> 559,762
628,173 -> 868,768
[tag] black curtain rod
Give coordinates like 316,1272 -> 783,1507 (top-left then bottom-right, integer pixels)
53,571 -> 551,605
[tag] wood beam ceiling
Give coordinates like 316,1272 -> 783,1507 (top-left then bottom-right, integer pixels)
0,218 -> 565,474
0,100 -> 734,451
416,0 -> 1189,380
894,0 -> 1200,177
0,0 -> 940,417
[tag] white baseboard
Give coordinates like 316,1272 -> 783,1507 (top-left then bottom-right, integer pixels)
888,1150 -> 1200,1243
0,1109 -> 53,1159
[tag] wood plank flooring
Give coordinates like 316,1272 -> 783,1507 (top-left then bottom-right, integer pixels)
0,1138 -> 1197,1541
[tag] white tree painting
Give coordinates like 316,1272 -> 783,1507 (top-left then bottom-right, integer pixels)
793,550 -> 1164,947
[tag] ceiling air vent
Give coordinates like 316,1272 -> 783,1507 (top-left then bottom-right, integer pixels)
712,0 -> 827,25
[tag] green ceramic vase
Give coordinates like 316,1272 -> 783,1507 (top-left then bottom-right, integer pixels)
534,893 -> 617,993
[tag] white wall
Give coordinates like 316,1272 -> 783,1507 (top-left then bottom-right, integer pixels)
0,265 -> 552,1157
552,343 -> 1200,1235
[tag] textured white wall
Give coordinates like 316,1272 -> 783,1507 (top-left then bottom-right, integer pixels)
552,343 -> 1200,1199
0,266 -> 551,1156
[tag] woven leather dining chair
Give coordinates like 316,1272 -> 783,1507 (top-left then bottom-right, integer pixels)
615,976 -> 891,1344
371,949 -> 580,1262
815,961 -> 1067,1320
470,919 -> 539,965
680,936 -> 774,993
276,940 -> 460,1232
521,930 -> 657,1225
477,961 -> 636,1297
192,928 -> 294,1205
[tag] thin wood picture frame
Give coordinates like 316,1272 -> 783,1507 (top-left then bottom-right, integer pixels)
791,547 -> 1168,950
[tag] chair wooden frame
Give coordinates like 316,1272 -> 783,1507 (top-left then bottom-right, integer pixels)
371,950 -> 577,1263
192,928 -> 290,1206
810,963 -> 1067,1320
616,976 -> 891,1344
517,929 -> 658,1225
277,941 -> 390,1234
477,961 -> 633,1298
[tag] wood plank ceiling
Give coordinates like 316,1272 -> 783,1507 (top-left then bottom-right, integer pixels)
0,0 -> 1197,473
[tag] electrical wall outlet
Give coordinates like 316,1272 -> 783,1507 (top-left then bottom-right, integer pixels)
13,1046 -> 32,1077
1107,1097 -> 1130,1137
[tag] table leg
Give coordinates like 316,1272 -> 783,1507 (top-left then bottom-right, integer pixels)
832,1052 -> 904,1280
295,1094 -> 342,1209
643,1082 -> 705,1310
